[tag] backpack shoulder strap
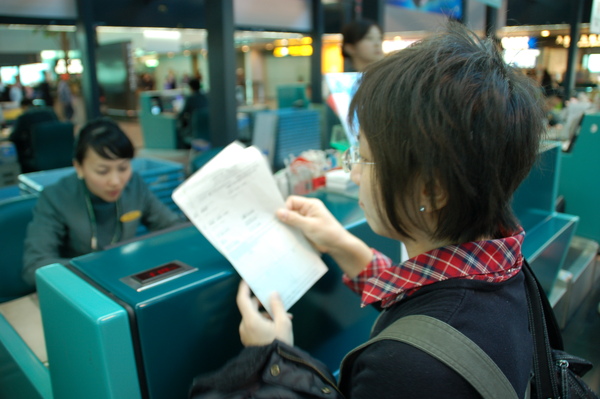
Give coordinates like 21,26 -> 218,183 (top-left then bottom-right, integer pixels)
339,314 -> 519,399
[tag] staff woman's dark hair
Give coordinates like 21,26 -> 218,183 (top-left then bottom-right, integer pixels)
349,21 -> 546,243
74,118 -> 135,164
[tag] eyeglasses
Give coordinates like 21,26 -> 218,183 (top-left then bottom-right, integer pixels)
342,146 -> 375,173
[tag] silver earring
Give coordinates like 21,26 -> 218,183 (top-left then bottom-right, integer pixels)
419,206 -> 426,212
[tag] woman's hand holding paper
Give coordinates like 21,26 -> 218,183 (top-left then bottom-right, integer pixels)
236,281 -> 294,347
276,195 -> 372,278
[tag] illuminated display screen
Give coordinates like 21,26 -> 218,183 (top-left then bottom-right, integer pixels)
120,260 -> 197,291
133,262 -> 182,283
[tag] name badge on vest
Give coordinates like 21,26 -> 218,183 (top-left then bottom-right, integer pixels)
120,210 -> 142,223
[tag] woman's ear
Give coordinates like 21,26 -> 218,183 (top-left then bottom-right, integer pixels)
418,178 -> 448,213
73,160 -> 83,179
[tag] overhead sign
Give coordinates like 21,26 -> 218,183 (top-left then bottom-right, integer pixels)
591,0 -> 600,35
234,0 -> 311,31
0,0 -> 76,19
386,0 -> 462,20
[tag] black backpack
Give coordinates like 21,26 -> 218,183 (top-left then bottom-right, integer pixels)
339,260 -> 598,399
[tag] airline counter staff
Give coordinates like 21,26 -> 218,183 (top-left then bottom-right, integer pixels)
22,118 -> 183,287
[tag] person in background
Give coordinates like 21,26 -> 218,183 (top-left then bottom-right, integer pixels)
22,118 -> 184,286
190,22 -> 545,398
323,19 -> 385,148
177,78 -> 209,148
139,73 -> 155,91
9,98 -> 59,172
540,68 -> 554,97
0,76 -> 8,102
341,19 -> 384,72
9,75 -> 24,104
57,74 -> 74,121
164,70 -> 177,90
36,71 -> 55,107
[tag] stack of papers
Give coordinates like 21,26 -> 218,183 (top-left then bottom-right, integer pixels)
172,142 -> 328,315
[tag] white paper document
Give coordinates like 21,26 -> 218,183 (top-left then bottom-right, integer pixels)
172,142 -> 328,314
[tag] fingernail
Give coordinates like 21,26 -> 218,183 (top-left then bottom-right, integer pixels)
277,209 -> 288,220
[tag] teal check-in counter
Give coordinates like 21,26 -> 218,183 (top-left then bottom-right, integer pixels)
559,113 -> 600,243
1,193 -> 399,399
139,90 -> 185,149
514,141 -> 579,295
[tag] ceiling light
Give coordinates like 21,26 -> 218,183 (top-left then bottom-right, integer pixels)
143,30 -> 181,40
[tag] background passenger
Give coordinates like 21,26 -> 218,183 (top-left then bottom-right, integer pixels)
22,118 -> 183,286
324,19 -> 384,147
177,78 -> 209,148
9,98 -> 59,173
57,74 -> 74,121
36,71 -> 55,107
190,22 -> 545,398
341,19 -> 384,72
9,75 -> 25,104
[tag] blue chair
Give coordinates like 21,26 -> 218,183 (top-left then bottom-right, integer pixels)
9,107 -> 59,173
191,107 -> 211,142
0,195 -> 38,303
189,146 -> 223,174
30,121 -> 75,172
0,184 -> 21,202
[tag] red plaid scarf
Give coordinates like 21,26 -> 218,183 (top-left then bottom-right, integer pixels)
343,230 -> 525,308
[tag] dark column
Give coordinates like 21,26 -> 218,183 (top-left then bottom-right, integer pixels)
75,0 -> 101,120
362,0 -> 384,27
460,0 -> 468,24
564,0 -> 586,101
206,0 -> 238,147
485,6 -> 498,38
341,0 -> 354,27
311,0 -> 324,104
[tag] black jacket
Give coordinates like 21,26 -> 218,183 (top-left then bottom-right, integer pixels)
190,341 -> 342,399
190,272 -> 532,399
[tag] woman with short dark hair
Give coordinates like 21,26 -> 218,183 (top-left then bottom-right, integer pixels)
22,118 -> 183,286
341,19 -> 384,72
191,22 -> 546,398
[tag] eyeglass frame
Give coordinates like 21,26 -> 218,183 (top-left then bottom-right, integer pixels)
342,146 -> 376,173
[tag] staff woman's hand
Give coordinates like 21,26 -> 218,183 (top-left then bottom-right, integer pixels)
236,281 -> 293,347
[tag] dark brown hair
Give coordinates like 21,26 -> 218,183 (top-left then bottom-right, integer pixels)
349,22 -> 545,243
74,118 -> 134,163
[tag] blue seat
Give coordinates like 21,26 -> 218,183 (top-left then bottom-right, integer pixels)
0,195 -> 38,303
189,146 -> 223,174
178,108 -> 211,149
30,121 -> 75,171
0,184 -> 21,202
9,107 -> 59,173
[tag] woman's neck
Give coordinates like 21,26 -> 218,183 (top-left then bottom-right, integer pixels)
401,232 -> 454,260
351,58 -> 370,73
